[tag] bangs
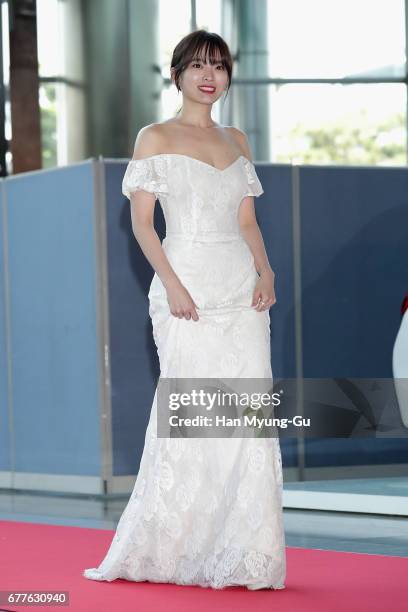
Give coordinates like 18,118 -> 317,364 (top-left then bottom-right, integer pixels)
187,38 -> 228,69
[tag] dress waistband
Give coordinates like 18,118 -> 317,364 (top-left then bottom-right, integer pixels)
164,231 -> 243,243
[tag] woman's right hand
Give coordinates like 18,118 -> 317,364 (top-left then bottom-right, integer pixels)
166,281 -> 200,321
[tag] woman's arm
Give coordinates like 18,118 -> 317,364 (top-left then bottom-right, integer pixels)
239,216 -> 277,312
240,224 -> 274,278
128,125 -> 179,290
128,125 -> 200,321
228,128 -> 276,311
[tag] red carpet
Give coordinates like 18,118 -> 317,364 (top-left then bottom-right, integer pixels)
0,520 -> 407,611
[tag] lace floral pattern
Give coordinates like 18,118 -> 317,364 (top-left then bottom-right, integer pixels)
121,155 -> 169,200
242,157 -> 264,197
83,413 -> 286,589
83,153 -> 286,590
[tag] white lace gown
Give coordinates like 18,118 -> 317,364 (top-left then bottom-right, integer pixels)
83,153 -> 286,590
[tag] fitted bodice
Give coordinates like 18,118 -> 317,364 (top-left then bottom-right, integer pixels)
121,153 -> 264,240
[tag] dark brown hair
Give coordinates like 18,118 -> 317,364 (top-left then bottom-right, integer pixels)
170,30 -> 233,97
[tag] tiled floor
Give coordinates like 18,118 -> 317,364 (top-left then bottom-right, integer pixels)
1,480 -> 407,558
284,476 -> 408,496
283,476 -> 408,515
284,509 -> 408,557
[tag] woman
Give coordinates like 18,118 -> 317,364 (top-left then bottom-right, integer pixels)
83,29 -> 286,591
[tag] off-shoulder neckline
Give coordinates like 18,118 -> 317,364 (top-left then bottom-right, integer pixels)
128,153 -> 253,173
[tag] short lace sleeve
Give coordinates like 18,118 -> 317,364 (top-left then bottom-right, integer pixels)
122,156 -> 168,200
243,158 -> 264,198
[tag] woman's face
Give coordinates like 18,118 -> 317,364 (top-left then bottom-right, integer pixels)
173,50 -> 229,104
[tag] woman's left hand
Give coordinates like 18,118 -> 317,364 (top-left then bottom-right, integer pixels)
251,269 -> 276,311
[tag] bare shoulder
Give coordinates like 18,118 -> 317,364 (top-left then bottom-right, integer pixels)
131,123 -> 168,160
224,126 -> 252,160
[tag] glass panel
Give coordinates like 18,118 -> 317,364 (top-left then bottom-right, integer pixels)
37,0 -> 60,77
158,0 -> 191,121
39,82 -> 57,169
266,0 -> 405,79
268,83 -> 406,165
158,0 -> 191,73
196,0 -> 222,32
